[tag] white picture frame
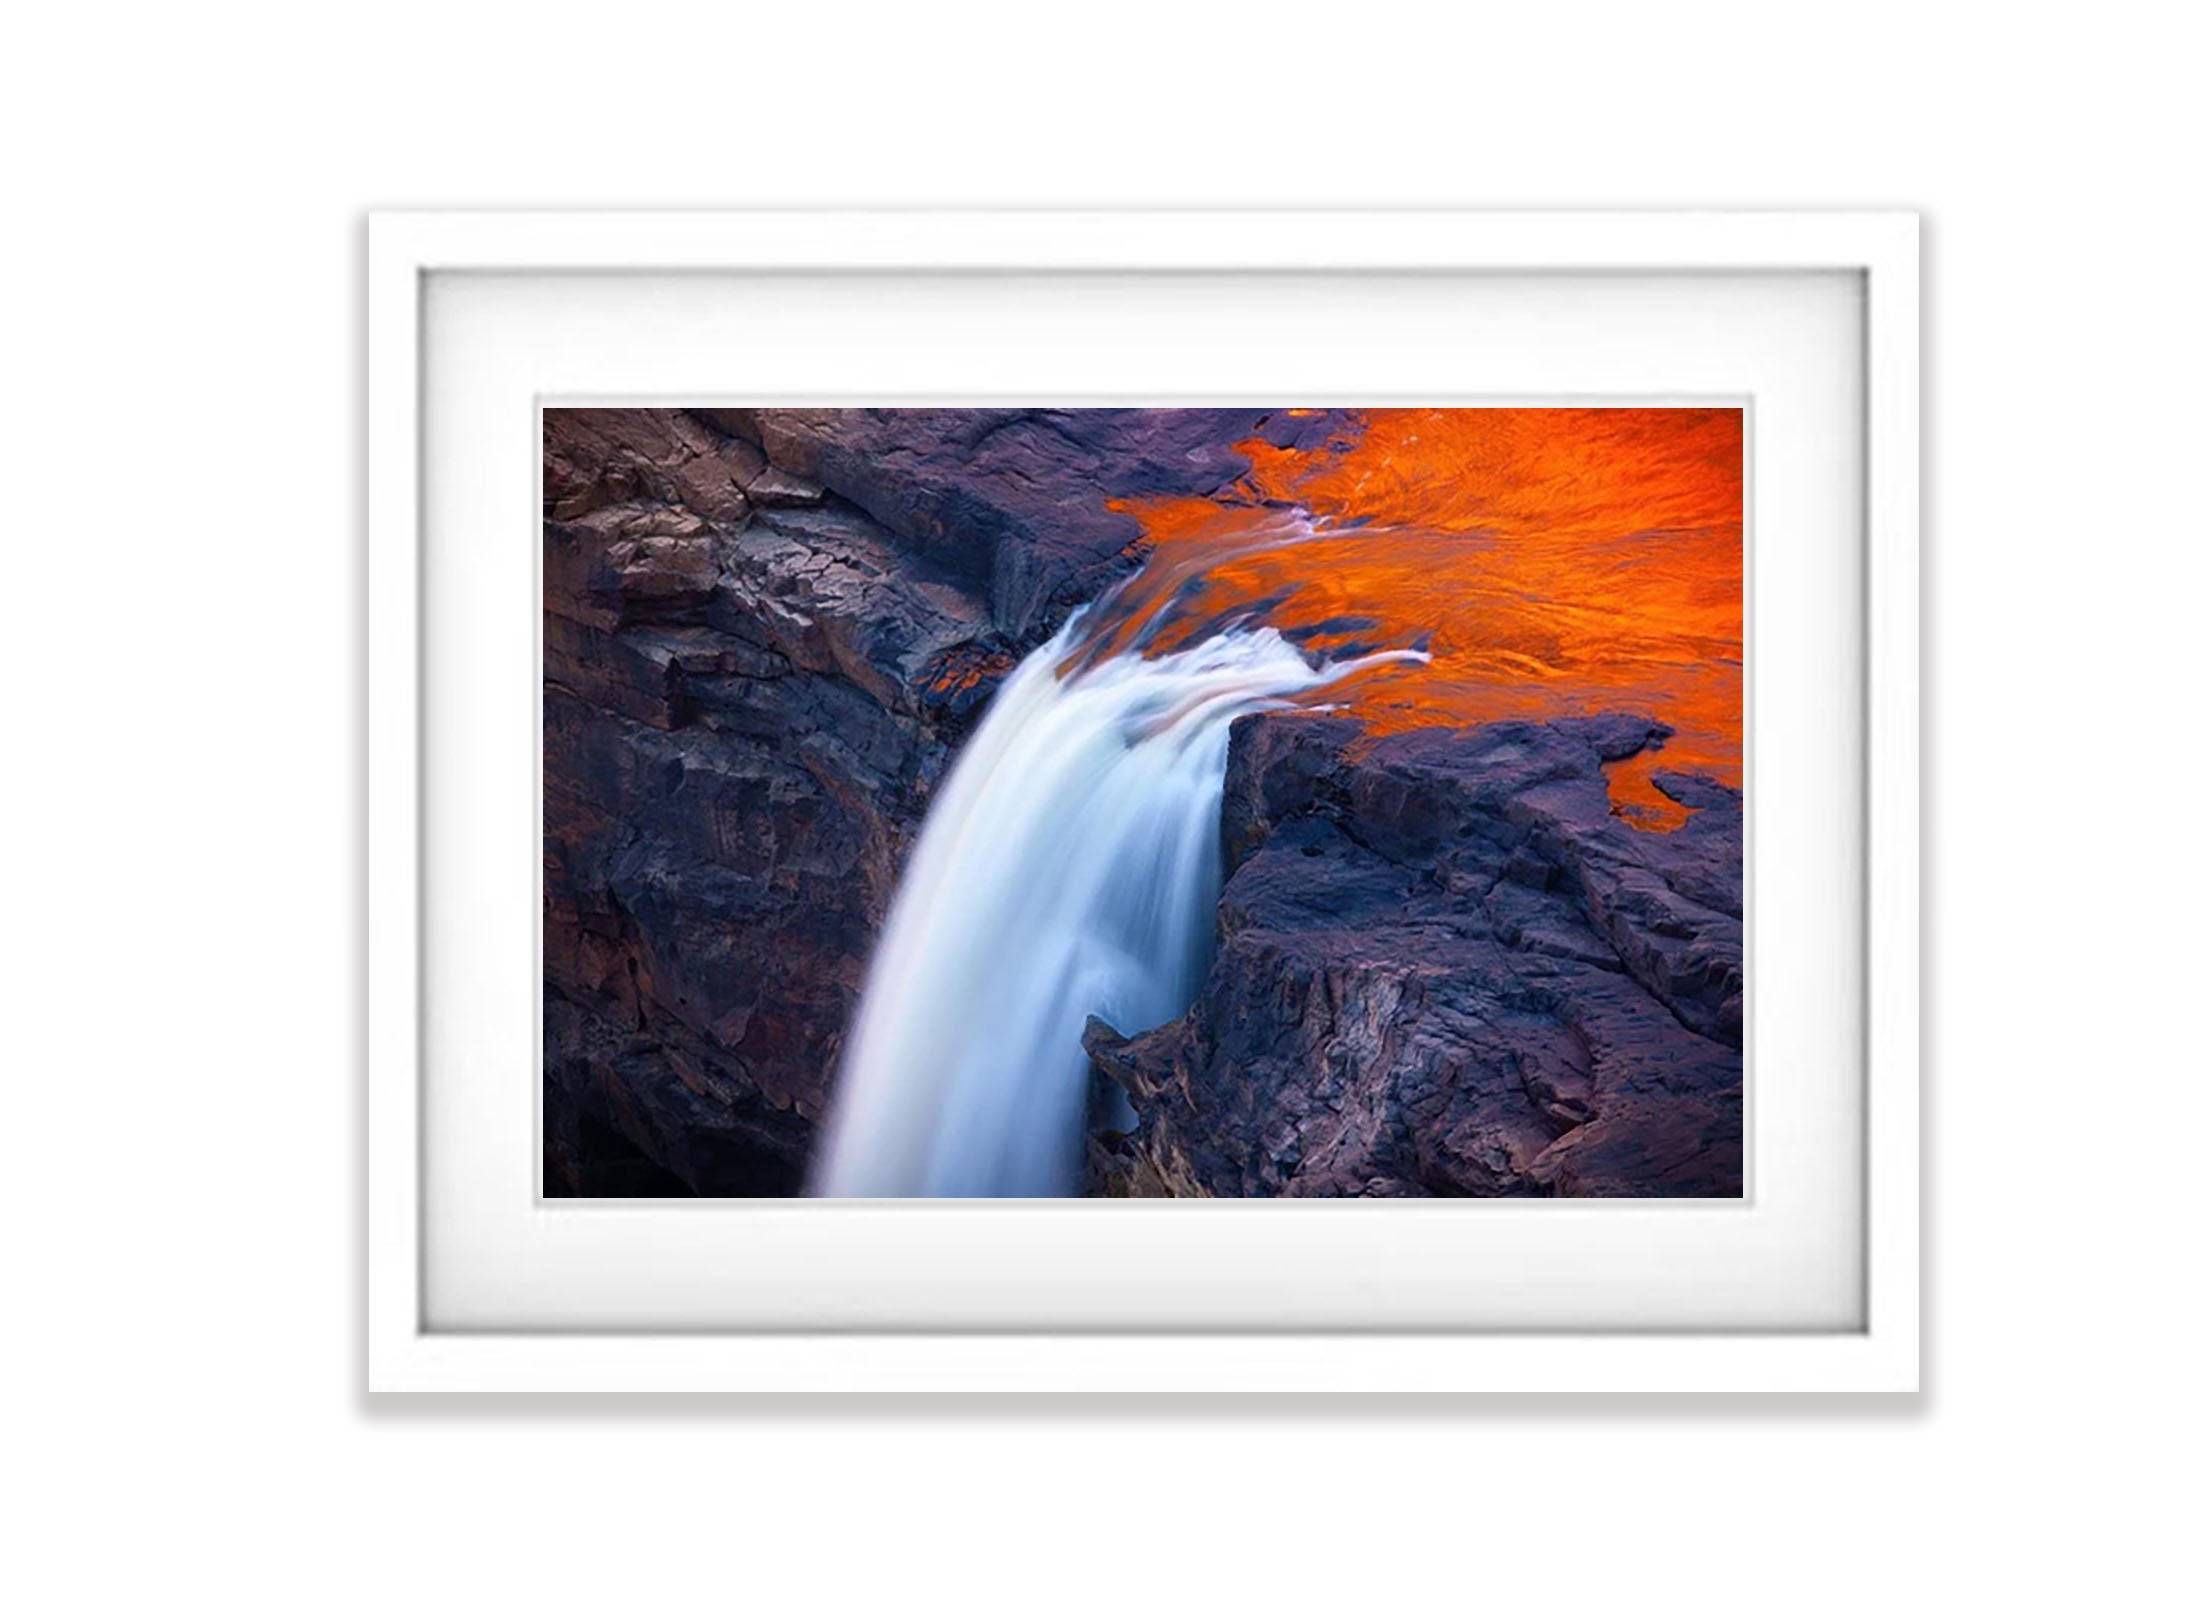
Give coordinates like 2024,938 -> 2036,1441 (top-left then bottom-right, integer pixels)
368,210 -> 1918,1392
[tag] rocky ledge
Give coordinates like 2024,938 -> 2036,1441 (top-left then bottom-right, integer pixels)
1083,712 -> 1743,1197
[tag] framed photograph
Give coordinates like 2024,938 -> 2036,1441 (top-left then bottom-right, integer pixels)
368,210 -> 1918,1391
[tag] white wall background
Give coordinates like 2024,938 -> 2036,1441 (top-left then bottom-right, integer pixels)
4,3 -> 2189,1594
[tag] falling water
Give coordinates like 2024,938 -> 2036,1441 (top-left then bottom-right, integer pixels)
813,528 -> 1423,1197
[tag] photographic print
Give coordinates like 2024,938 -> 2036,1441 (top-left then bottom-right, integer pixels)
544,407 -> 1742,1199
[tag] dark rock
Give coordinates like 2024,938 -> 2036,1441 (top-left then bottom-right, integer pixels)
745,465 -> 828,508
544,987 -> 809,1197
689,407 -> 1345,635
546,408 -> 753,525
1085,713 -> 1743,1198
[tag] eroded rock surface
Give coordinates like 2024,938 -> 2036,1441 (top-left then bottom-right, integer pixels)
1084,713 -> 1743,1197
690,408 -> 1293,634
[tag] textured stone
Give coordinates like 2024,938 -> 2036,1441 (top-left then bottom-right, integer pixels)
687,407 -> 1341,635
1085,713 -> 1743,1198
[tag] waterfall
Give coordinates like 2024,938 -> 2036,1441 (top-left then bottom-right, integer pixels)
813,541 -> 1423,1198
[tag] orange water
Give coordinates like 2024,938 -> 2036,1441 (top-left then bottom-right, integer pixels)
1113,407 -> 1743,830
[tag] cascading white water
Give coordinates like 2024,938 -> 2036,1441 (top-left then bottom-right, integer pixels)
814,544 -> 1423,1197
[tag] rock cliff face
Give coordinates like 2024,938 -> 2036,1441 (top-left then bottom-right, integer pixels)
543,406 -> 1316,1195
1083,713 -> 1743,1197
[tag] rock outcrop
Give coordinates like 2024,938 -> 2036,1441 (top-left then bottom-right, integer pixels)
543,406 -> 1327,1195
1083,713 -> 1744,1197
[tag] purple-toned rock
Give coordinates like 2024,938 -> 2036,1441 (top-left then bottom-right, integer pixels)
688,408 -> 1343,635
1085,713 -> 1743,1198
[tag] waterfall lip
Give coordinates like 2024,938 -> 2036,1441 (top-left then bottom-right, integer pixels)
1060,508 -> 1434,681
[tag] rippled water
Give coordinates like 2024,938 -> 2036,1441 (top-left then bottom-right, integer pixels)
1119,408 -> 1743,827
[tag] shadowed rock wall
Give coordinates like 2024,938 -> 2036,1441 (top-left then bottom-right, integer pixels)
1084,713 -> 1743,1197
